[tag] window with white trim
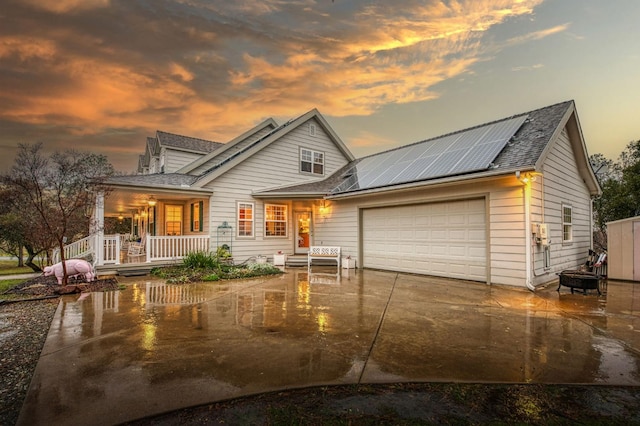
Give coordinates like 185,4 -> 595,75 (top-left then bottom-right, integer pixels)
265,204 -> 287,237
300,148 -> 324,175
562,204 -> 573,243
237,202 -> 254,237
165,205 -> 182,236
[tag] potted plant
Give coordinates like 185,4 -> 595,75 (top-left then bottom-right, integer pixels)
342,255 -> 356,269
273,251 -> 287,266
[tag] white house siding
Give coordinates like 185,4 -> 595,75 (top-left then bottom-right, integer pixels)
316,177 -> 528,286
488,182 -> 528,286
536,127 -> 593,283
164,148 -> 205,173
203,118 -> 350,261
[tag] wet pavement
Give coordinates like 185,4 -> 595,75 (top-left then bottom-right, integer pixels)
17,269 -> 640,425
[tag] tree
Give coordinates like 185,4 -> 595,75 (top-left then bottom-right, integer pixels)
0,187 -> 54,270
1,143 -> 114,282
591,140 -> 640,245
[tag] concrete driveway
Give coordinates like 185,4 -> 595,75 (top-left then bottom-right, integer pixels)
18,268 -> 640,425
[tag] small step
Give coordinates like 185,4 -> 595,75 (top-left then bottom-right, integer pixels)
285,255 -> 308,267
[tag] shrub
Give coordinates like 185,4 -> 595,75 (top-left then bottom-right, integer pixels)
151,260 -> 282,284
183,251 -> 217,269
202,273 -> 220,281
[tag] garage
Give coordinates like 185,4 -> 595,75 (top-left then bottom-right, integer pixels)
362,198 -> 487,281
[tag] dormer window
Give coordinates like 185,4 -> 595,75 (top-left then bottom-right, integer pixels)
300,148 -> 324,175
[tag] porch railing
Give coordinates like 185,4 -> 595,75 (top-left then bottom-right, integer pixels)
102,235 -> 120,265
147,235 -> 211,262
54,234 -> 211,266
52,235 -> 94,264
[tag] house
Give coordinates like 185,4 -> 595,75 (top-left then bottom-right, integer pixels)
82,100 -> 599,289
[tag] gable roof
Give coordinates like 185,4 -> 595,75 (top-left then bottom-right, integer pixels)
254,100 -> 600,199
177,118 -> 278,174
155,130 -> 223,154
192,108 -> 355,188
147,137 -> 160,156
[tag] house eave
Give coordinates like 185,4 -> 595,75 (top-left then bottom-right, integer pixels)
326,167 -> 534,200
107,181 -> 212,196
252,191 -> 325,199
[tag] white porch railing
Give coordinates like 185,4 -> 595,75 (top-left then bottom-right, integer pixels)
52,235 -> 94,264
54,234 -> 211,266
147,235 -> 211,262
102,235 -> 120,265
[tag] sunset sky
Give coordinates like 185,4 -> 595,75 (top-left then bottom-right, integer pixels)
1,0 -> 638,173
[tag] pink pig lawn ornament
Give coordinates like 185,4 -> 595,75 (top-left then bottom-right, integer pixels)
43,259 -> 95,285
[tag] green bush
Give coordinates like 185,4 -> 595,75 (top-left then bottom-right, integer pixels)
183,251 -> 217,269
202,273 -> 220,281
151,260 -> 282,284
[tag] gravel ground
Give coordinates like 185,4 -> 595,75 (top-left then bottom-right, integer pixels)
0,298 -> 58,426
0,275 -> 118,425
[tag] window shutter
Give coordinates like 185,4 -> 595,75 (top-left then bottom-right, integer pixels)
190,203 -> 194,232
198,201 -> 203,232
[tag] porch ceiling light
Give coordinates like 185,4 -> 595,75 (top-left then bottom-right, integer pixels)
148,196 -> 157,207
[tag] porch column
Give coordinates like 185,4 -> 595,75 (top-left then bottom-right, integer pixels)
94,191 -> 105,266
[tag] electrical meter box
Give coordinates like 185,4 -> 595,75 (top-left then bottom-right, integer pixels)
531,223 -> 549,245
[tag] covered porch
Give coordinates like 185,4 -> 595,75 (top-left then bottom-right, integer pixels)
67,176 -> 214,269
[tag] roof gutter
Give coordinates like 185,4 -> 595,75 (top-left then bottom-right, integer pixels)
326,166 -> 536,201
106,181 -> 212,196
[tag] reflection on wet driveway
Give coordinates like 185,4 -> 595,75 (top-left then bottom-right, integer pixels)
18,270 -> 640,425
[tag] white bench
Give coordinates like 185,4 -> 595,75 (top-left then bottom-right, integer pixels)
308,246 -> 341,268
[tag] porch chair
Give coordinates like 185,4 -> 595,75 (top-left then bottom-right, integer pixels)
127,234 -> 146,263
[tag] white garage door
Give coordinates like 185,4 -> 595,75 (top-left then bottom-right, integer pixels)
362,199 -> 487,281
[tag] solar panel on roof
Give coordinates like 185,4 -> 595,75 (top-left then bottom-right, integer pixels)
331,114 -> 528,194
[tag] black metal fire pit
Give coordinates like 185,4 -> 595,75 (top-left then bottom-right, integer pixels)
557,270 -> 604,295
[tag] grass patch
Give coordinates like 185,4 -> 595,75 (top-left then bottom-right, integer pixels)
0,260 -> 34,276
0,278 -> 30,301
0,278 -> 27,293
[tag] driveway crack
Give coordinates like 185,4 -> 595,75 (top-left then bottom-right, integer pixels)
358,273 -> 399,384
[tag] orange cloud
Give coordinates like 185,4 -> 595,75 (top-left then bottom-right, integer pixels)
22,0 -> 110,13
0,0 -> 554,150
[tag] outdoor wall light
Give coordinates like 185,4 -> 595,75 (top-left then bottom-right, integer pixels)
515,171 -> 542,185
319,200 -> 330,215
147,196 -> 157,207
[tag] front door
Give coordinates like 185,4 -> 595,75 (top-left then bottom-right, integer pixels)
295,212 -> 311,254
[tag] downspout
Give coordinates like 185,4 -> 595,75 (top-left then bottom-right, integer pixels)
518,172 -> 535,291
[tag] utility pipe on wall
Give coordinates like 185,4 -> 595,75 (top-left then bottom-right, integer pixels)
517,172 -> 536,291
